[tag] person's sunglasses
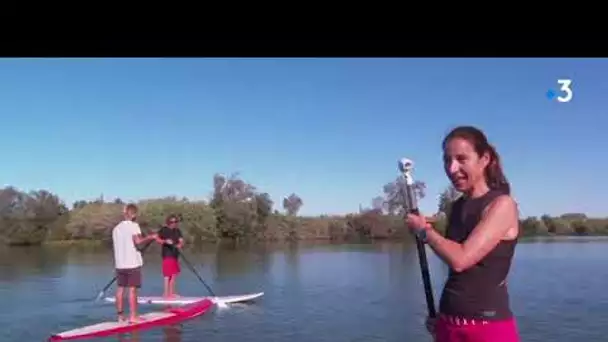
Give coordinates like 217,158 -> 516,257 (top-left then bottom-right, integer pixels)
169,220 -> 178,224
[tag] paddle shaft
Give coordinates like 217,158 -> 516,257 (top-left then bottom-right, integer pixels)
400,160 -> 437,319
174,247 -> 217,297
409,207 -> 437,318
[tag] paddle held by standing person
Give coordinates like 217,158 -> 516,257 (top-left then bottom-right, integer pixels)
112,203 -> 157,323
156,214 -> 184,298
404,126 -> 521,342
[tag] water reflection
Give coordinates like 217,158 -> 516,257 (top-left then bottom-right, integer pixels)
285,242 -> 300,269
0,246 -> 68,282
116,331 -> 140,342
2,238 -> 608,341
249,243 -> 274,275
161,325 -> 183,342
115,325 -> 182,342
212,244 -> 272,280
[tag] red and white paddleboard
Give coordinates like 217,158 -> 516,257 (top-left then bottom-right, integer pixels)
104,291 -> 264,306
48,298 -> 213,341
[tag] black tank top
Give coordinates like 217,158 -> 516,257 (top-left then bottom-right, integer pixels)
438,188 -> 517,320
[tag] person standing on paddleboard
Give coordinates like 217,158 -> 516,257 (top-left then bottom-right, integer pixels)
112,203 -> 157,323
156,214 -> 184,298
405,126 -> 520,342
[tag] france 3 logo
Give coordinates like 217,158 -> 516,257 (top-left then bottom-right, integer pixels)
546,79 -> 573,103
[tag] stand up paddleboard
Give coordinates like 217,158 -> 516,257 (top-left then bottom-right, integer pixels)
104,292 -> 264,306
49,298 -> 213,341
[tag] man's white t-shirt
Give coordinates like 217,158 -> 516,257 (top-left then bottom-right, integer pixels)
112,220 -> 144,269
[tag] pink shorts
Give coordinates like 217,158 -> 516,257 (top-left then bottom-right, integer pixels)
435,314 -> 520,342
162,257 -> 181,277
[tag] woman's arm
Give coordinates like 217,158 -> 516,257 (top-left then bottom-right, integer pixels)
423,195 -> 518,273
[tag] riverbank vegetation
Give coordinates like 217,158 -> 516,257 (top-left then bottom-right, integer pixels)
0,173 -> 606,247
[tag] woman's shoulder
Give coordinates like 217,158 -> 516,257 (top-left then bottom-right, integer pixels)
475,188 -> 515,211
488,188 -> 516,205
483,193 -> 518,219
453,189 -> 516,218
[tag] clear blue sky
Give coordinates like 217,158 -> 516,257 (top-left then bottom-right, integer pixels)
0,58 -> 605,218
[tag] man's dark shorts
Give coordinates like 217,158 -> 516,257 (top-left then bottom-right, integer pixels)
115,267 -> 142,288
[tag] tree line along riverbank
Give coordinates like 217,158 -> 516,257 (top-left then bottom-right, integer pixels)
0,173 -> 606,247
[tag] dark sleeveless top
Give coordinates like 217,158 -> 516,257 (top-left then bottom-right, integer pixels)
438,188 -> 517,320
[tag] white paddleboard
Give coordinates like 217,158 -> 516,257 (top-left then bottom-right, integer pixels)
212,292 -> 264,304
104,292 -> 264,306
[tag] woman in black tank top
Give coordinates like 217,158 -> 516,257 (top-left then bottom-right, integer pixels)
405,126 -> 521,342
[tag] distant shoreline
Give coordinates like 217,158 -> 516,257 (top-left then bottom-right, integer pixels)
1,180 -> 606,248
30,234 -> 608,250
519,235 -> 608,242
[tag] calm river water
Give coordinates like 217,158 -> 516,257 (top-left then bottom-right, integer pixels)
0,237 -> 606,341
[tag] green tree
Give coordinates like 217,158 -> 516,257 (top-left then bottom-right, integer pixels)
283,193 -> 303,216
382,177 -> 426,214
1,170 -> 606,247
437,185 -> 461,217
0,187 -> 68,246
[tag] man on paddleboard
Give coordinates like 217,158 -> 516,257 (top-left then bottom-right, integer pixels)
112,203 -> 157,323
156,214 -> 184,298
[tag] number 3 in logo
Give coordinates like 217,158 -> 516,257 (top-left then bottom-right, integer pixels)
556,79 -> 573,103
